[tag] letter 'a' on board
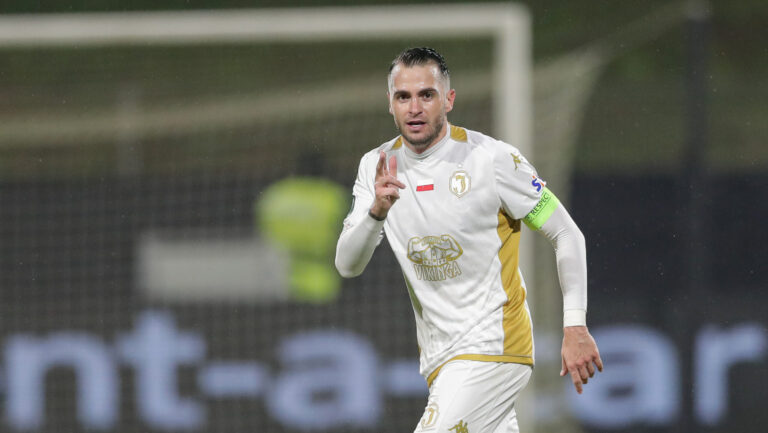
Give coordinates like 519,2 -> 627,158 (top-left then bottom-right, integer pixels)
523,188 -> 560,231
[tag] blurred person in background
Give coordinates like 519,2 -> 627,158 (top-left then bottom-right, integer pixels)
336,47 -> 602,433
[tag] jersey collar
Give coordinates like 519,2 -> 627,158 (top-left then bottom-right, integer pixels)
401,123 -> 453,160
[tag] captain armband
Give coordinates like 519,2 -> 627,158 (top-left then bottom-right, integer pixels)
523,187 -> 560,231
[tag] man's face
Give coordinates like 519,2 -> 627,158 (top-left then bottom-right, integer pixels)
388,62 -> 455,152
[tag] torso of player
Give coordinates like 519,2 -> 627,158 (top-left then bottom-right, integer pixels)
371,125 -> 532,379
384,127 -> 504,301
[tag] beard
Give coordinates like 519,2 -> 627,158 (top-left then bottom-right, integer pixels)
397,115 -> 446,151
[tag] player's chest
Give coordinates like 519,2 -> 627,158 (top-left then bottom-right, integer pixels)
391,158 -> 499,228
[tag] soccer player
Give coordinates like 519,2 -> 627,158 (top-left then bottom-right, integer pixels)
335,47 -> 602,433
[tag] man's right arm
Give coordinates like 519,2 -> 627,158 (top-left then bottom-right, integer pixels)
335,151 -> 404,278
335,208 -> 386,278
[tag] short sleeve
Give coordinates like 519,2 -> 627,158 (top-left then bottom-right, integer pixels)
492,142 -> 545,220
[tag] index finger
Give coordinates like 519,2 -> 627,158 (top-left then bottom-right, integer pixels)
389,155 -> 398,178
376,151 -> 387,177
595,354 -> 604,372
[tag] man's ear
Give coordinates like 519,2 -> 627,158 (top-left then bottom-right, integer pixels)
445,89 -> 456,113
387,92 -> 393,114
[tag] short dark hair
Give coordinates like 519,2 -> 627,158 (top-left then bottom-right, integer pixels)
389,47 -> 450,80
388,47 -> 451,92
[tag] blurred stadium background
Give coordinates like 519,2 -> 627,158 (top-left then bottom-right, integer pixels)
0,1 -> 765,433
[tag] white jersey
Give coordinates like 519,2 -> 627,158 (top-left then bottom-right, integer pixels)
341,125 -> 545,384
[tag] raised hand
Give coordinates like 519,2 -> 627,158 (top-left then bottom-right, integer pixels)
560,326 -> 604,394
370,151 -> 405,220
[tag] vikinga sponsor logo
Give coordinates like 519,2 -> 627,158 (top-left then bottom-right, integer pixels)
407,235 -> 463,281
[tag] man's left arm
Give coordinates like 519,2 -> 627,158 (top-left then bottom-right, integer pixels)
524,189 -> 604,394
490,142 -> 603,393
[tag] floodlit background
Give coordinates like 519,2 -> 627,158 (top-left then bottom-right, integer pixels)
0,1 -> 765,433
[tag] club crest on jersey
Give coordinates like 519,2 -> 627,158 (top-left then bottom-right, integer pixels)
449,170 -> 471,198
407,234 -> 463,281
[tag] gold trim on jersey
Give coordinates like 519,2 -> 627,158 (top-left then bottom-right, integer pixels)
450,125 -> 468,142
392,126 -> 464,151
426,353 -> 533,387
497,210 -> 534,362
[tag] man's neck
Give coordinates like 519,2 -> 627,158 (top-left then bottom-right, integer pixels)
404,123 -> 449,155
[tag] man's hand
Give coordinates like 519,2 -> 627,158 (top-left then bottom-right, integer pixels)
561,326 -> 603,394
370,151 -> 405,219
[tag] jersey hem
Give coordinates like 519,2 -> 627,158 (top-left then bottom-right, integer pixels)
426,353 -> 534,387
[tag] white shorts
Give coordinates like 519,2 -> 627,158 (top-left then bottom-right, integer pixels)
414,360 -> 532,433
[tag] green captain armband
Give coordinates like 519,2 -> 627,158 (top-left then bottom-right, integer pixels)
523,187 -> 560,231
